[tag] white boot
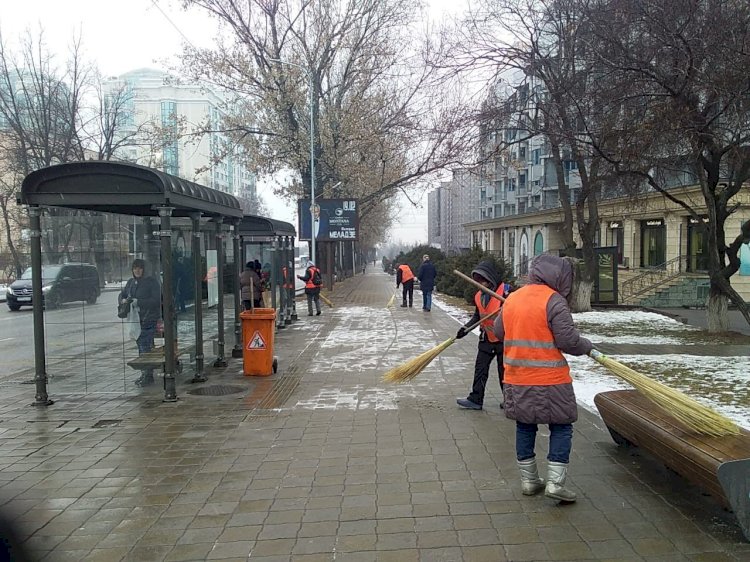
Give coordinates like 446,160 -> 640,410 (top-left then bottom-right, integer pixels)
518,458 -> 545,496
545,461 -> 577,502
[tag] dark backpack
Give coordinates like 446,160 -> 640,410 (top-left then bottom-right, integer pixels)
311,268 -> 322,287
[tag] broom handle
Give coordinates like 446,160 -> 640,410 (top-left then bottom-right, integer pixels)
463,310 -> 500,334
453,270 -> 506,303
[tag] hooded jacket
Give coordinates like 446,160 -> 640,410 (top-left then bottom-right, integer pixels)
493,254 -> 593,425
461,260 -> 503,342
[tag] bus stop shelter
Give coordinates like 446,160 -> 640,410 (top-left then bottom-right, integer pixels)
20,161 -> 243,404
236,215 -> 297,334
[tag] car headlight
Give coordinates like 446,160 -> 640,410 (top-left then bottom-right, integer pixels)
42,285 -> 52,294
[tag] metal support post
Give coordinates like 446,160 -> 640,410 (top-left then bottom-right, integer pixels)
190,213 -> 206,382
29,206 -> 52,407
213,219 -> 227,367
158,206 -> 178,402
231,220 -> 243,358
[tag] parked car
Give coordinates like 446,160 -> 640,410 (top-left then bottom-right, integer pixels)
6,263 -> 101,311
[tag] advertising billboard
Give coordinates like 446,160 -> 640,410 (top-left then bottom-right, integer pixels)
298,199 -> 359,241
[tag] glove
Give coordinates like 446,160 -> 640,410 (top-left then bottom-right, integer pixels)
455,326 -> 468,339
125,296 -> 134,304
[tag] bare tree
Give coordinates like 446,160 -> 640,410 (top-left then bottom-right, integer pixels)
443,0 -> 618,310
588,0 -> 750,331
179,0 -> 472,251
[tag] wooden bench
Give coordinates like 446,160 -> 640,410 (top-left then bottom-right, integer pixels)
594,390 -> 750,541
127,344 -> 197,375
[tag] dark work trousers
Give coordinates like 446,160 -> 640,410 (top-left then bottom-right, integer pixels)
467,339 -> 504,406
401,279 -> 414,307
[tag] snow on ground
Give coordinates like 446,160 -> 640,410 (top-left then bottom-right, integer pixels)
293,293 -> 750,430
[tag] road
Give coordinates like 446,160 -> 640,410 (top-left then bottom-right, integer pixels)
0,270 -> 309,381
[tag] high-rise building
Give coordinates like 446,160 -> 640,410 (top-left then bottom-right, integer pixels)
426,169 -> 481,254
103,68 -> 256,201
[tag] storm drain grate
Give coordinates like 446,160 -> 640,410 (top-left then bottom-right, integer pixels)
93,419 -> 121,428
188,384 -> 246,396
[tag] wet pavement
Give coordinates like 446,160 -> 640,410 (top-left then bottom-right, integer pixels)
1,270 -> 749,561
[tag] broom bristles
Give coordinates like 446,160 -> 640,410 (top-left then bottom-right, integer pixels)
386,292 -> 396,308
593,354 -> 740,437
382,338 -> 456,383
319,293 -> 334,308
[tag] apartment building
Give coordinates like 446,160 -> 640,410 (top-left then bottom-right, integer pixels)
426,169 -> 481,254
465,77 -> 750,305
103,68 -> 256,201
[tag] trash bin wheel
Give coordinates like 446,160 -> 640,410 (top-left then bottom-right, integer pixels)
272,357 -> 278,374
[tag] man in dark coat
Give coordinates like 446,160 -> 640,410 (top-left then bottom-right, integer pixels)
416,254 -> 437,311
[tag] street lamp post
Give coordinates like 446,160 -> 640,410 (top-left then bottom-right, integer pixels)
269,58 -> 316,266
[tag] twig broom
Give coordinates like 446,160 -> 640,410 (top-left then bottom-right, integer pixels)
319,293 -> 334,308
590,350 -> 739,436
386,287 -> 398,308
382,311 -> 500,383
454,269 -> 740,436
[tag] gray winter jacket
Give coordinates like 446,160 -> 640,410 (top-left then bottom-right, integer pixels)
493,255 -> 593,425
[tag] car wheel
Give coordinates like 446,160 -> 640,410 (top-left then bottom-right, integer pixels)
86,290 -> 98,305
45,293 -> 61,309
8,304 -> 20,311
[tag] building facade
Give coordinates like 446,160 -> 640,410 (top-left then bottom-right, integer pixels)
103,68 -> 256,201
426,169 -> 481,254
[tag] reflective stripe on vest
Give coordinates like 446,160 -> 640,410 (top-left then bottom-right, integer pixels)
398,264 -> 415,283
502,284 -> 571,385
474,287 -> 502,343
305,266 -> 321,290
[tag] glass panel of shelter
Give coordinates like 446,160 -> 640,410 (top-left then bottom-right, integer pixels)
35,209 -> 247,395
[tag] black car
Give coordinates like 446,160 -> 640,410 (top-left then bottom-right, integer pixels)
6,263 -> 101,311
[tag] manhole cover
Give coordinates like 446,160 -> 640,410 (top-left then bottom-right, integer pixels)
93,419 -> 121,428
188,384 -> 245,396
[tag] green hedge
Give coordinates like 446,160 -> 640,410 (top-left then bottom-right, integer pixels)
385,245 -> 513,304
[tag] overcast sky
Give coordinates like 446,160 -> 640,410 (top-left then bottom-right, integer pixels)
1,0 -> 464,245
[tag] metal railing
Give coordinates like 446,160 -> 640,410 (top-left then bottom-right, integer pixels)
619,255 -> 688,302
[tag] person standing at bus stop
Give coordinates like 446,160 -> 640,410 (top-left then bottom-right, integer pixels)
298,261 -> 322,316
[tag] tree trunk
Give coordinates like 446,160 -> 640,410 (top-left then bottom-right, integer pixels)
707,290 -> 729,333
566,256 -> 593,313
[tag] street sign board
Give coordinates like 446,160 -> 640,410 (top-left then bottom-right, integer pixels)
298,198 -> 359,241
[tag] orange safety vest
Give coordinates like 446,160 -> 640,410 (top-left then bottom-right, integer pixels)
474,287 -> 503,343
305,266 -> 322,290
502,284 -> 571,386
398,264 -> 415,283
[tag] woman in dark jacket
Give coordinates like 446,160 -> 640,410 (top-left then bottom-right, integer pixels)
119,259 -> 161,387
494,255 -> 593,502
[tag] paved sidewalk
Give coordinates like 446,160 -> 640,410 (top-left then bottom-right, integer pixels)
0,270 -> 748,561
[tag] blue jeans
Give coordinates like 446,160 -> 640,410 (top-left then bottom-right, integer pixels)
137,319 -> 157,375
422,290 -> 433,310
516,422 -> 573,463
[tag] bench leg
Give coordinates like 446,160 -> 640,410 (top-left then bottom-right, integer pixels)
717,459 -> 750,542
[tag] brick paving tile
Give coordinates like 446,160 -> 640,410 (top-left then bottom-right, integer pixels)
1,272 -> 748,562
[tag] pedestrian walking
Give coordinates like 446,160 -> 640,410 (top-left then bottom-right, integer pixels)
240,261 -> 263,310
396,262 -> 415,307
298,260 -> 323,316
494,254 -> 593,502
416,254 -> 437,311
455,260 -> 508,410
118,259 -> 161,387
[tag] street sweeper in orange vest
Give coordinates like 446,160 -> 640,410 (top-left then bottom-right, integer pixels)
493,254 -> 593,502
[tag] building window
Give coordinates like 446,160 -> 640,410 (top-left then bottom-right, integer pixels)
532,149 -> 540,165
